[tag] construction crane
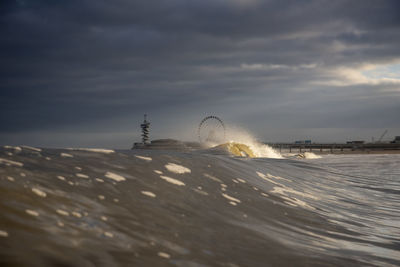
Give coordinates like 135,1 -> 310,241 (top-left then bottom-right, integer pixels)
377,129 -> 388,143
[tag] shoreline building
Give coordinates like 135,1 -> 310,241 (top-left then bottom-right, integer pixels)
392,136 -> 400,144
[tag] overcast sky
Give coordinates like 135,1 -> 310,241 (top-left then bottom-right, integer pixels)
1,0 -> 400,148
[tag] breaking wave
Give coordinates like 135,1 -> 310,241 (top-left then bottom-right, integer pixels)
205,127 -> 282,159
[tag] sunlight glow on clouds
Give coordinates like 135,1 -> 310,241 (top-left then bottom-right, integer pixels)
241,63 -> 317,71
362,63 -> 400,80
316,62 -> 400,87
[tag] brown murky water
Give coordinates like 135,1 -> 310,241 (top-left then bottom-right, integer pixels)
0,146 -> 399,266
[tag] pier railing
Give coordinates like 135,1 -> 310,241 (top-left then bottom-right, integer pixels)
267,143 -> 400,153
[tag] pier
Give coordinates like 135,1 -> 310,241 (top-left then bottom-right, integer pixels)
267,143 -> 400,154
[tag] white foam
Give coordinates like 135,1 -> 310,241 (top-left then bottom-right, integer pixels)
7,176 -> 15,182
6,152 -> 12,156
45,157 -> 51,160
193,188 -> 209,196
20,172 -> 26,177
203,173 -> 222,183
266,172 -> 291,181
303,152 -> 322,159
57,175 -> 66,181
0,230 -> 8,237
67,148 -> 115,154
113,198 -> 119,203
281,195 -> 314,209
237,178 -> 246,183
101,216 -> 108,221
21,146 -> 41,152
160,175 -> 185,186
256,171 -> 280,185
165,163 -> 191,174
72,212 -> 82,218
98,195 -> 105,200
154,170 -> 163,174
75,166 -> 82,171
26,209 -> 39,217
104,172 -> 126,182
261,192 -> 269,197
68,181 -> 74,186
141,191 -> 156,198
222,193 -> 241,203
0,158 -> 23,167
158,252 -> 171,259
56,209 -> 69,216
229,201 -> 237,206
4,145 -> 21,151
60,153 -> 74,158
135,155 -> 152,161
232,179 -> 239,184
271,186 -> 317,200
95,178 -> 104,183
76,173 -> 89,179
104,231 -> 114,238
32,188 -> 46,198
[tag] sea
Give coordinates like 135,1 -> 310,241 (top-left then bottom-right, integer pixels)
0,144 -> 399,267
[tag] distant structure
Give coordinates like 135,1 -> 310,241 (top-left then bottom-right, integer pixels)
294,140 -> 311,144
141,114 -> 150,144
392,136 -> 400,144
372,129 -> 388,143
132,114 -> 202,150
346,140 -> 365,144
132,114 -> 150,149
198,115 -> 226,143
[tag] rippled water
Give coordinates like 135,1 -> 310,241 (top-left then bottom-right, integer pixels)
0,146 -> 399,266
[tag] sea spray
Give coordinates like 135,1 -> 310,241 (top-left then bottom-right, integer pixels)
223,125 -> 282,159
302,152 -> 322,159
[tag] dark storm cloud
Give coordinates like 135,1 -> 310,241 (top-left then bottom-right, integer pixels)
1,0 -> 400,146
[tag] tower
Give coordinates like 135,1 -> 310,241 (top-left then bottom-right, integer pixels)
141,114 -> 150,144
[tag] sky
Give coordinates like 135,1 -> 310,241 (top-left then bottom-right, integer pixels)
1,0 -> 400,148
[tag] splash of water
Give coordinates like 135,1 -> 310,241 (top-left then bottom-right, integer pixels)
206,125 -> 282,159
303,152 -> 322,159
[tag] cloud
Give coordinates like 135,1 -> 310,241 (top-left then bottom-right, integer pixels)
313,62 -> 400,87
1,0 -> 400,146
241,63 -> 317,71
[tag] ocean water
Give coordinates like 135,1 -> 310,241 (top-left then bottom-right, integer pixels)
0,145 -> 399,266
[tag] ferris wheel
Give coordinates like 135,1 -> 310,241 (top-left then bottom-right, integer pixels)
198,116 -> 226,144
